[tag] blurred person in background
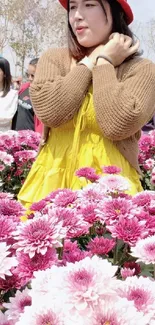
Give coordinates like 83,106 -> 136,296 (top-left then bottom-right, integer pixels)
142,116 -> 155,133
12,77 -> 22,91
0,57 -> 18,131
12,58 -> 43,134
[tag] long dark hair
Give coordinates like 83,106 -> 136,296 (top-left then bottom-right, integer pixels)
0,57 -> 12,97
67,0 -> 139,61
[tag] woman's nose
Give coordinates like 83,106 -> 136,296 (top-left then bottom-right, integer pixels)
74,7 -> 83,20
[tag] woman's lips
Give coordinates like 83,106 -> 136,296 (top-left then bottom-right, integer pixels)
76,27 -> 87,34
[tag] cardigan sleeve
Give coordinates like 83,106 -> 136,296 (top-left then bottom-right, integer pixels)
92,59 -> 155,141
30,49 -> 92,127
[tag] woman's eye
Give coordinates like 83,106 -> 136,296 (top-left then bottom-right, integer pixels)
70,5 -> 76,10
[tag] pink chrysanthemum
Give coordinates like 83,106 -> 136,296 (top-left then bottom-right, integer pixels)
131,235 -> 155,264
149,199 -> 155,215
0,164 -> 5,171
77,184 -> 105,202
151,167 -> 155,185
0,199 -> 25,217
117,276 -> 155,316
0,311 -> 14,325
139,133 -> 151,153
102,165 -> 122,174
66,216 -> 89,238
97,174 -> 130,193
30,199 -> 47,212
80,204 -> 99,225
96,197 -> 132,225
0,193 -> 14,199
0,243 -> 18,279
121,267 -> 135,279
63,240 -> 91,264
87,237 -> 115,255
50,207 -> 89,238
54,189 -> 77,207
3,288 -> 32,322
0,151 -> 14,166
107,216 -> 147,246
14,150 -> 37,164
75,167 -> 100,182
143,158 -> 154,171
13,215 -> 66,258
44,189 -> 66,202
0,215 -> 17,245
15,248 -> 58,283
0,271 -> 26,291
132,191 -> 155,208
145,216 -> 155,236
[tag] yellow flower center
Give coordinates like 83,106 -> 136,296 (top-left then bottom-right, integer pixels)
20,215 -> 28,222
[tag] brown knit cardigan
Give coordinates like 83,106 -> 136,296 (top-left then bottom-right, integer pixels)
30,48 -> 155,174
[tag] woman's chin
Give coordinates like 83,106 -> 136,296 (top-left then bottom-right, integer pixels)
78,41 -> 96,48
77,38 -> 104,49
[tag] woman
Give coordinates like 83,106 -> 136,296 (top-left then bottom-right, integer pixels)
0,57 -> 18,132
18,0 -> 155,206
12,58 -> 43,133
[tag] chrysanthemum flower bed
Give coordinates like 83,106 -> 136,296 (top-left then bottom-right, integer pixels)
139,130 -> 155,190
0,130 -> 41,196
0,129 -> 154,196
0,167 -> 155,324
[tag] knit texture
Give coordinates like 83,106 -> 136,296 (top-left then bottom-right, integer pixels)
30,48 -> 155,173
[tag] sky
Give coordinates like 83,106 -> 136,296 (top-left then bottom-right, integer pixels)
128,0 -> 154,22
4,0 -> 155,76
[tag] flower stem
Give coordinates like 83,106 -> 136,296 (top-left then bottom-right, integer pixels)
58,239 -> 64,260
113,238 -> 118,265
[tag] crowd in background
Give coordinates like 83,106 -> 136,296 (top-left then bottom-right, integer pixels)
0,57 -> 43,134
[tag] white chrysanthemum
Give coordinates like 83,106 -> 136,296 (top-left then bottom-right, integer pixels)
116,276 -> 155,318
31,266 -> 65,304
0,310 -> 14,325
131,236 -> 155,264
0,242 -> 18,279
31,256 -> 118,317
61,256 -> 118,314
16,302 -> 64,325
97,174 -> 130,192
91,298 -> 149,325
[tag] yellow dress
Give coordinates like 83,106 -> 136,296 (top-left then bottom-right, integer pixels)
18,87 -> 142,206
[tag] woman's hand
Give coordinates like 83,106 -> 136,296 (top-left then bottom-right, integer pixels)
88,33 -> 140,67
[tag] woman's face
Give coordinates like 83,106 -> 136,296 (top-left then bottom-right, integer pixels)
69,0 -> 112,48
0,68 -> 4,86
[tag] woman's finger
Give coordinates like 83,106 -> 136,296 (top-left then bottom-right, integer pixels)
109,32 -> 120,41
124,37 -> 133,48
113,33 -> 121,42
120,34 -> 125,45
128,40 -> 140,55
